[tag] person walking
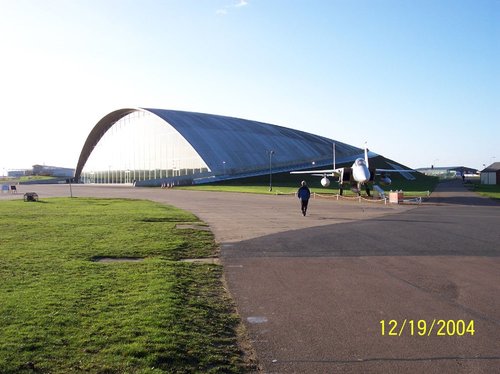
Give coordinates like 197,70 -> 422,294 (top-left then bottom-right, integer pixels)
297,180 -> 311,216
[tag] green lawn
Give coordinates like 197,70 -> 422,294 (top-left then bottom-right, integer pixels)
0,198 -> 246,373
0,176 -> 59,184
469,184 -> 500,200
179,174 -> 439,198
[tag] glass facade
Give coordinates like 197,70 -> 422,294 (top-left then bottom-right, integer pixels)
81,111 -> 210,184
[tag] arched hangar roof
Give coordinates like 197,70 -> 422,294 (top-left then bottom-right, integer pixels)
75,108 -> 371,180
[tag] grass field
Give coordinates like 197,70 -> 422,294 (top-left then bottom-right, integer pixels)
0,176 -> 59,184
179,173 -> 439,198
0,198 -> 246,373
469,183 -> 500,200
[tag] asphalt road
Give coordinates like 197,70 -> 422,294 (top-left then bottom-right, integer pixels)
2,181 -> 499,373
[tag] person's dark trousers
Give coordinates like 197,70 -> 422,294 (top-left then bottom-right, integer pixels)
301,199 -> 309,216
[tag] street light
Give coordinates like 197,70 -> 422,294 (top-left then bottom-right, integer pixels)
268,150 -> 275,191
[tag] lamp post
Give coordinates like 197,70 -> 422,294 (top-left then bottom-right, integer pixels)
268,150 -> 275,192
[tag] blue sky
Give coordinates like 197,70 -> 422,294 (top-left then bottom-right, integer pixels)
0,0 -> 498,173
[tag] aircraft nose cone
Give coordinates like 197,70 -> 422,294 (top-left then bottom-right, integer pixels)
353,165 -> 371,183
359,169 -> 370,183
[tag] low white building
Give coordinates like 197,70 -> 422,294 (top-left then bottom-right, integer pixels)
480,163 -> 500,185
416,166 -> 478,179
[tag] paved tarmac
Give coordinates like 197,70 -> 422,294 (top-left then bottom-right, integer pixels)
2,181 -> 499,373
223,182 -> 500,373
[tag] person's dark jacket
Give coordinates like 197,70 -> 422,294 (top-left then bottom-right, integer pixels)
297,186 -> 311,200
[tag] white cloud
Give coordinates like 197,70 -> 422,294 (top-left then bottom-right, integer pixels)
235,0 -> 248,7
216,0 -> 249,16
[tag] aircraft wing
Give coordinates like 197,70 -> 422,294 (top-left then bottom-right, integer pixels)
290,168 -> 342,177
375,168 -> 416,173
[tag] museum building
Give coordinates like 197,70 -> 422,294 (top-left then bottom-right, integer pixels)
75,108 -> 374,186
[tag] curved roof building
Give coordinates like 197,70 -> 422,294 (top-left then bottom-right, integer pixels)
75,108 -> 374,185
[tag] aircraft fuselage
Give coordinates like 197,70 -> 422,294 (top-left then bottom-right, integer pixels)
351,158 -> 371,184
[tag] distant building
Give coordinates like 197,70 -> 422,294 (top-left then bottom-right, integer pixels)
480,163 -> 500,185
32,165 -> 75,178
7,169 -> 29,177
416,166 -> 478,179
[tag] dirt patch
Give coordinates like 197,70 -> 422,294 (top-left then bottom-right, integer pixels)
180,258 -> 221,265
92,256 -> 145,263
176,224 -> 211,231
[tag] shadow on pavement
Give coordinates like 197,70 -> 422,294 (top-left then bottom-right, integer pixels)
223,204 -> 500,258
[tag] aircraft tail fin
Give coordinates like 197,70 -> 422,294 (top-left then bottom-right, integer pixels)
364,143 -> 369,168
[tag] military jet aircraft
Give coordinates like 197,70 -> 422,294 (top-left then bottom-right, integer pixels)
291,144 -> 416,197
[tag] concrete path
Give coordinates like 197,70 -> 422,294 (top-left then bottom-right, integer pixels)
2,181 -> 499,373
